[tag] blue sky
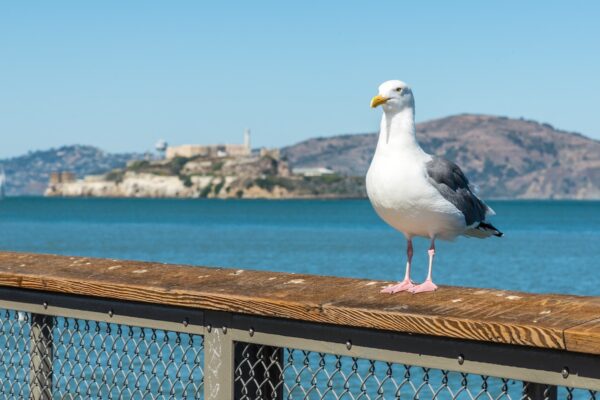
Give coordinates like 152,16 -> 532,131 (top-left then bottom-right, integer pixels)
1,1 -> 599,158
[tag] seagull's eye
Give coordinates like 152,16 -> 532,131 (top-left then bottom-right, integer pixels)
396,87 -> 402,92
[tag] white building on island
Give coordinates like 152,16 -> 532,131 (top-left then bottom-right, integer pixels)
165,129 -> 252,160
292,167 -> 335,177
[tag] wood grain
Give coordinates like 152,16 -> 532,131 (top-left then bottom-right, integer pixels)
0,251 -> 599,354
565,316 -> 600,355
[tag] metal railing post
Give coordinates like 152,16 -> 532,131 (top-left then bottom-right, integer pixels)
524,382 -> 557,400
29,313 -> 53,400
205,327 -> 235,400
234,343 -> 283,400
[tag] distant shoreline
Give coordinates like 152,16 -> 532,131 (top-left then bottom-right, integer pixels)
4,195 -> 599,202
3,114 -> 599,199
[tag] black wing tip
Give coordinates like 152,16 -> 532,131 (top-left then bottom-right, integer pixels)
478,221 -> 503,237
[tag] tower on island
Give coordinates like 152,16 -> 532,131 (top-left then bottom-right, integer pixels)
155,139 -> 168,158
244,129 -> 251,152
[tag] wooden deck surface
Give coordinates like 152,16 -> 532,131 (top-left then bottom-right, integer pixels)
0,251 -> 599,354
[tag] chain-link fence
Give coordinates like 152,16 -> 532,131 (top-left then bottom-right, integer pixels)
234,342 -> 598,400
0,308 -> 204,399
1,303 -> 599,399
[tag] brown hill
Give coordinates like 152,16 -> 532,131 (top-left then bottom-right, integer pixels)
281,114 -> 600,199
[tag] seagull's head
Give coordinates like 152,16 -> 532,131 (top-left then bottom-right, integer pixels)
370,80 -> 414,113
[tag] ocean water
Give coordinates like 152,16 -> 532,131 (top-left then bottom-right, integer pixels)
0,197 -> 598,296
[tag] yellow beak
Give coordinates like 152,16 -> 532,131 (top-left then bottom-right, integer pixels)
370,95 -> 388,108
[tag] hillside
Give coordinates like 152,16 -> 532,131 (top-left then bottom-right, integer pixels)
0,146 -> 141,196
4,114 -> 600,199
282,114 -> 600,199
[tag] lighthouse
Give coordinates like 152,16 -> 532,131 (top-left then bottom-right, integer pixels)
244,129 -> 251,153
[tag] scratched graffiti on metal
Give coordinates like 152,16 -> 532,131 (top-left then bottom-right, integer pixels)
206,329 -> 224,400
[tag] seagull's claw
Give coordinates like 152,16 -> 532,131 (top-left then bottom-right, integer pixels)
381,279 -> 415,294
409,279 -> 438,294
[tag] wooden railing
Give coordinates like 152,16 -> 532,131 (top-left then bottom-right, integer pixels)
0,251 -> 599,399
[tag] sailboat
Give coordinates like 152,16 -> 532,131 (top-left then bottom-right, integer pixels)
0,165 -> 5,199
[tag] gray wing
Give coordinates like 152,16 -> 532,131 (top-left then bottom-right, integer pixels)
425,156 -> 489,226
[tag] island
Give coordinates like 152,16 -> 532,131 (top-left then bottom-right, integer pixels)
45,145 -> 365,199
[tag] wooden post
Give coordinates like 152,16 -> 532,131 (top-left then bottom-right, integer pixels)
29,313 -> 53,400
234,343 -> 283,400
523,382 -> 557,400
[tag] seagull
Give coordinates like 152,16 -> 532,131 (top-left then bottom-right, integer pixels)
366,80 -> 502,294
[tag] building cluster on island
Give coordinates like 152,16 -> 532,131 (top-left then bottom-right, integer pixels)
164,129 -> 254,159
49,171 -> 76,185
45,130 -> 357,199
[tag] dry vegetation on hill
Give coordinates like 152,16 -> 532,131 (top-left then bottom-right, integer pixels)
282,114 -> 600,199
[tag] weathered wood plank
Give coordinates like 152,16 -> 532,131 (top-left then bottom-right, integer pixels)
565,317 -> 600,355
0,252 -> 599,353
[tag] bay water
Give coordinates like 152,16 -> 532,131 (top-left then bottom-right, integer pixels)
0,197 -> 598,295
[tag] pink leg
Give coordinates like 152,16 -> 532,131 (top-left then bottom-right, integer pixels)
410,239 -> 439,294
382,239 -> 415,293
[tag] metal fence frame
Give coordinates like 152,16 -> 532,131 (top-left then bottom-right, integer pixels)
1,285 -> 600,399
